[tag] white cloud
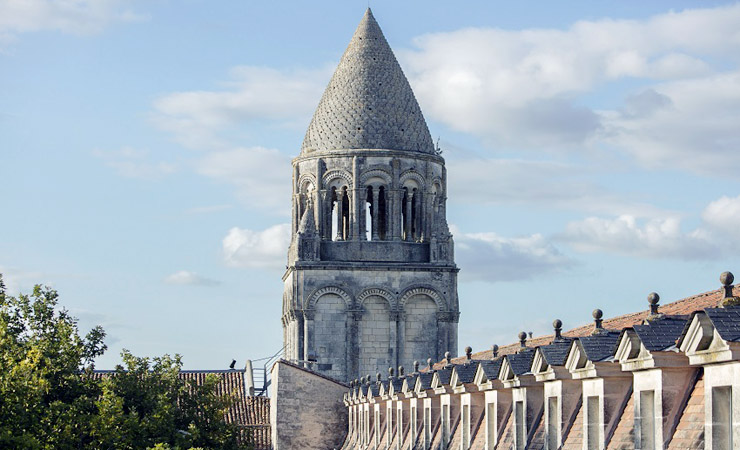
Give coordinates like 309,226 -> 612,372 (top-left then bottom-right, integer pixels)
197,147 -> 291,213
453,225 -> 572,282
601,71 -> 740,175
92,147 -> 176,179
0,0 -> 146,48
702,195 -> 740,236
558,194 -> 740,259
399,4 -> 740,169
446,157 -> 663,216
222,224 -> 291,269
164,271 -> 220,286
151,65 -> 330,150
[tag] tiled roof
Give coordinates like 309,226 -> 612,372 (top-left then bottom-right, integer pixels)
704,305 -> 740,342
506,350 -> 534,376
404,373 -> 419,389
454,362 -> 478,384
539,339 -> 573,366
93,369 -> 271,449
370,383 -> 380,397
477,359 -> 503,381
449,285 -> 737,365
390,376 -> 404,391
435,366 -> 453,385
632,316 -> 688,351
578,331 -> 621,362
416,372 -> 434,390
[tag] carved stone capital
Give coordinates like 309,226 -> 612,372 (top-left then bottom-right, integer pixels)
436,311 -> 460,323
303,309 -> 316,321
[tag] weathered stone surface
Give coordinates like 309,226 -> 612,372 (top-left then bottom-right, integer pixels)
283,9 -> 459,384
301,9 -> 435,155
270,360 -> 348,450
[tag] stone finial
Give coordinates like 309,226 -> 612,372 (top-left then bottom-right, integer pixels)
366,375 -> 371,385
377,372 -> 382,382
592,309 -> 605,335
413,361 -> 420,373
350,380 -> 355,388
720,271 -> 740,307
517,331 -> 528,353
445,351 -> 452,365
646,292 -> 664,320
553,319 -> 563,341
388,367 -> 394,378
427,358 -> 433,370
491,344 -> 499,359
465,346 -> 472,361
398,366 -> 404,376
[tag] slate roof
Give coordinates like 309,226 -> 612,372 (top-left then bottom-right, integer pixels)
440,285 -> 738,367
454,362 -> 478,384
538,339 -> 574,366
704,305 -> 740,342
577,331 -> 621,362
370,383 -> 380,397
301,9 -> 435,155
404,374 -> 419,390
632,316 -> 688,351
506,351 -> 534,376
477,359 -> 503,381
435,366 -> 454,386
416,372 -> 434,390
390,376 -> 404,392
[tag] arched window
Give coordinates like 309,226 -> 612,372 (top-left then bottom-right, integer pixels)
365,185 -> 388,241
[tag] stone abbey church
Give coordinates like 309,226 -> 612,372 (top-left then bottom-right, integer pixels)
281,9 -> 458,383
264,9 -> 740,450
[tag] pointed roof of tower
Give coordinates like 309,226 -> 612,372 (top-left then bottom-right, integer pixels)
297,199 -> 317,235
301,9 -> 435,155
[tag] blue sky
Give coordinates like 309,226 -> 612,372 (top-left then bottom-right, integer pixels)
2,0 -> 739,369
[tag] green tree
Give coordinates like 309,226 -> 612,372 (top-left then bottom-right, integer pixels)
0,275 -> 248,450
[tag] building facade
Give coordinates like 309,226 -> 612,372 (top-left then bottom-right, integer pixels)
281,9 -> 459,383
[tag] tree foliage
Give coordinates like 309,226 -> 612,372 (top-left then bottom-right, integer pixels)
0,275 -> 248,449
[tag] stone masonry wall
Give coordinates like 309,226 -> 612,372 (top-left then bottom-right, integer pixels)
271,360 -> 348,450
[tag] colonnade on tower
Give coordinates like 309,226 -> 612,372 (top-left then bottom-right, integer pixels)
281,8 -> 459,383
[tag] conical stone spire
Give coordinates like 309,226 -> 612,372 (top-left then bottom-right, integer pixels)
297,199 -> 317,235
301,9 -> 435,155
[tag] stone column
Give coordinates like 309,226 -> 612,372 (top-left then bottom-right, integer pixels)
347,309 -> 362,380
359,188 -> 367,241
335,190 -> 344,241
345,190 -> 353,240
320,189 -> 330,240
396,312 -> 406,369
371,188 -> 380,241
389,311 -> 399,369
404,191 -> 413,241
303,310 -> 315,368
436,312 -> 449,361
295,313 -> 304,362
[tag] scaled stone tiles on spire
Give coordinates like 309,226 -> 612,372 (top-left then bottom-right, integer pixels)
301,9 -> 435,155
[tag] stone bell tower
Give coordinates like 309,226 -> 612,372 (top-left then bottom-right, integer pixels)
281,9 -> 459,382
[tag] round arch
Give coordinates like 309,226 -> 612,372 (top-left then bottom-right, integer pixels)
306,285 -> 354,310
398,286 -> 445,311
357,287 -> 396,310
